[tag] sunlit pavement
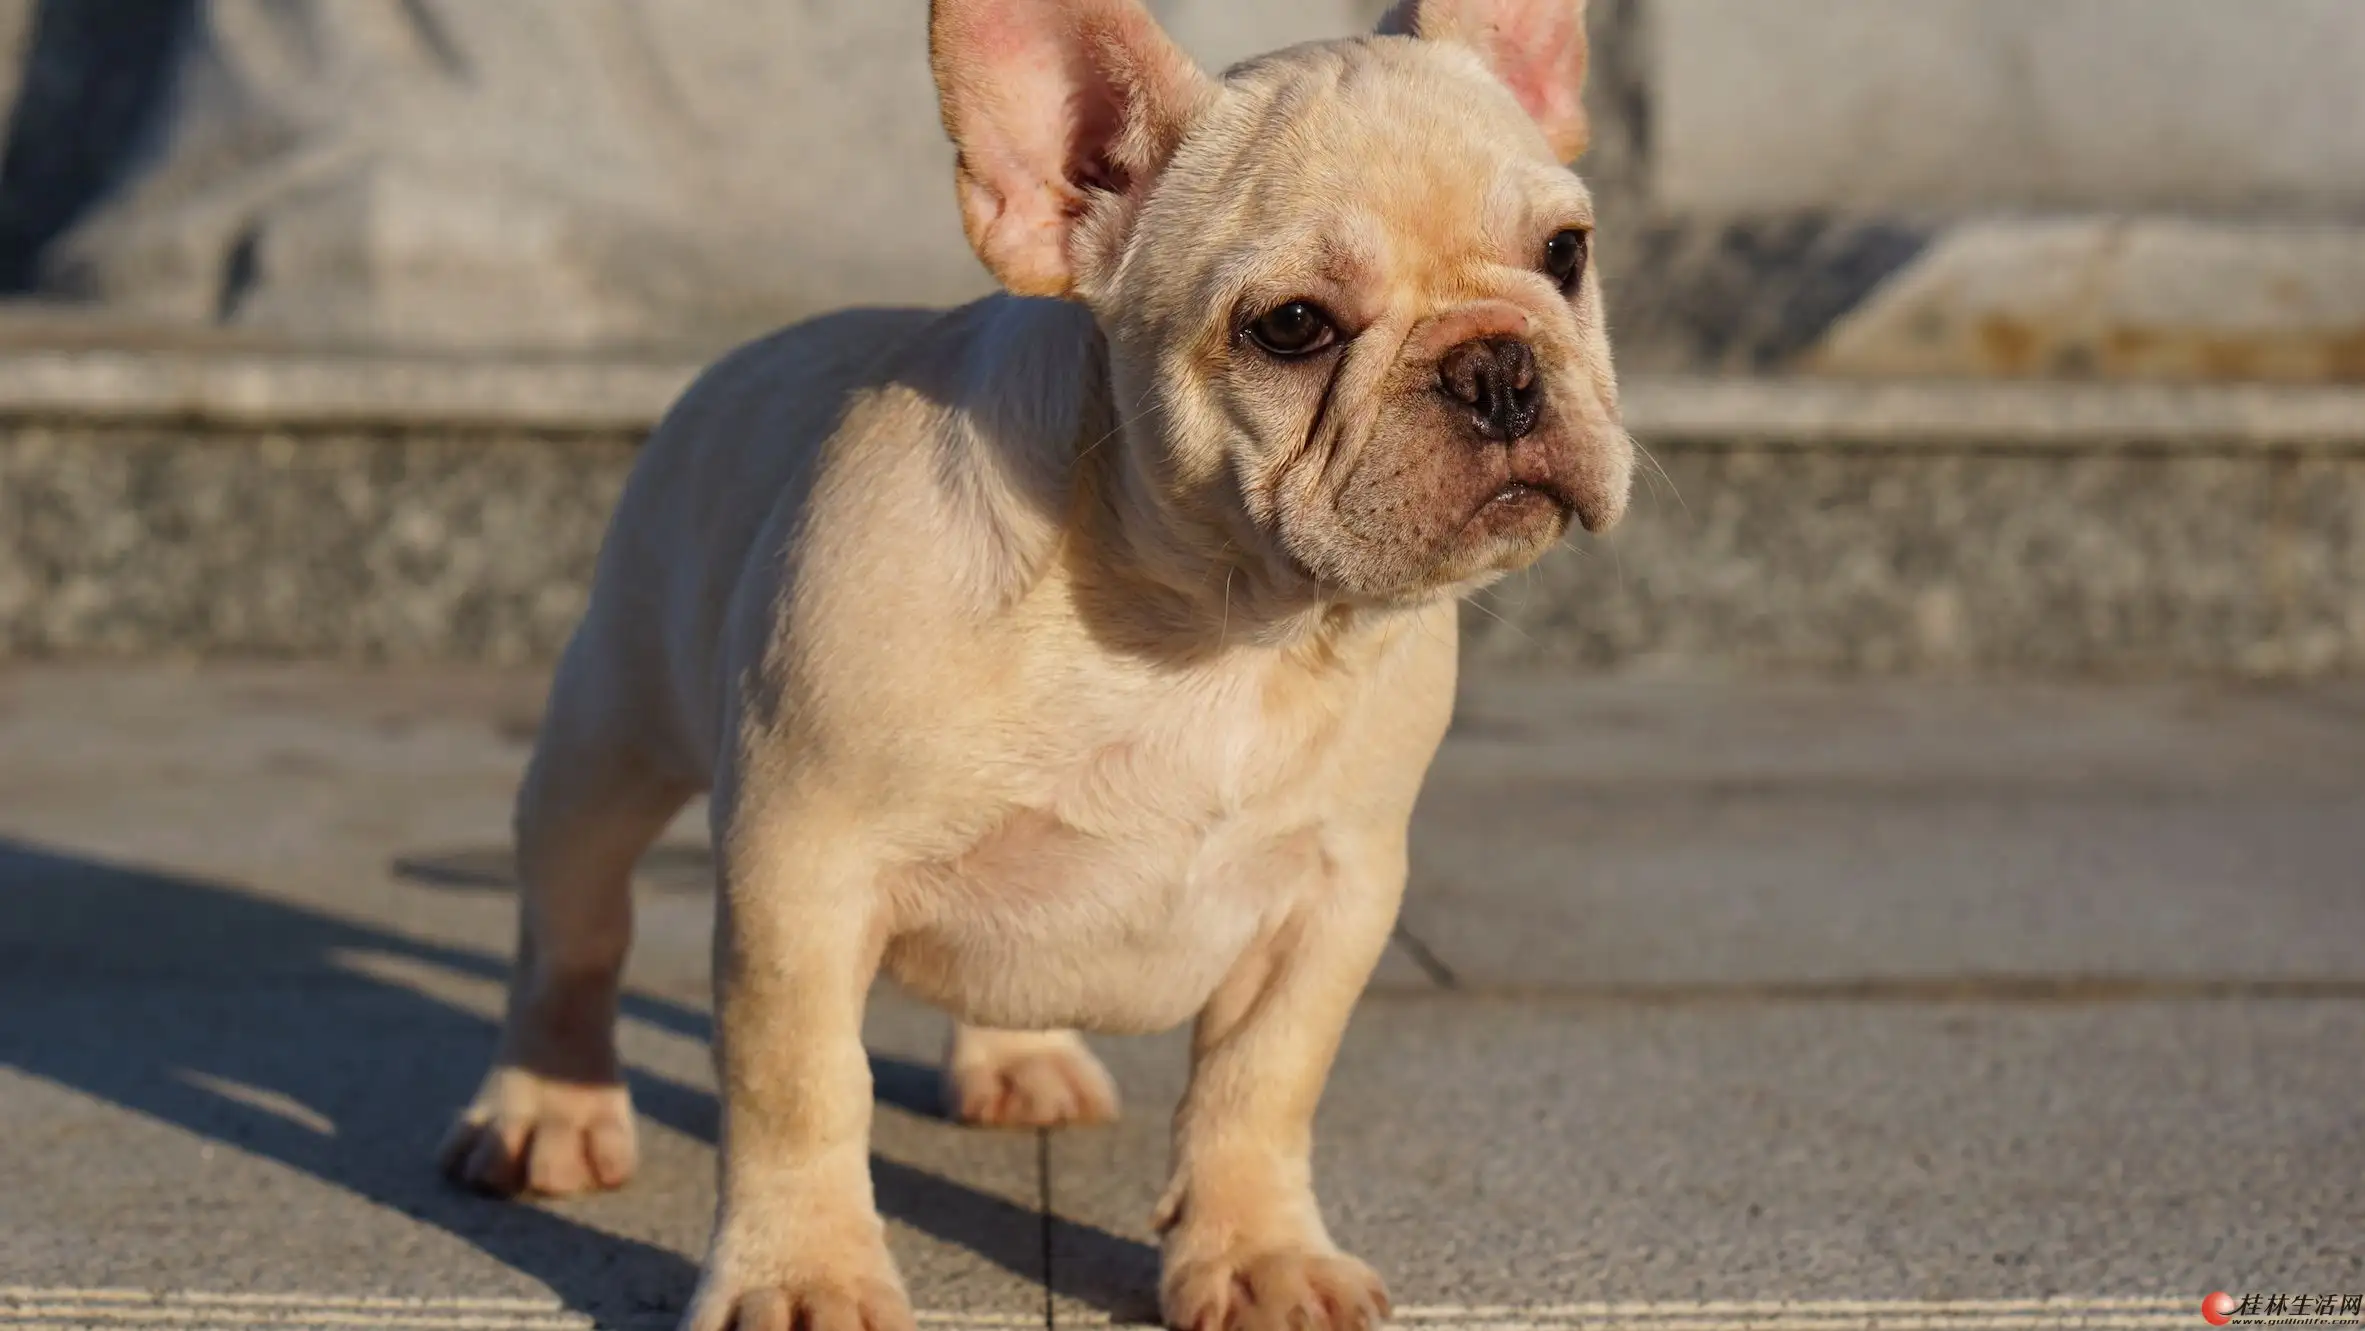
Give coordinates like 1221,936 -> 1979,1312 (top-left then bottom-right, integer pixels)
3,666 -> 2360,1329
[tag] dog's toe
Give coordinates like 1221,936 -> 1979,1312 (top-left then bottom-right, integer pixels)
682,1247 -> 915,1331
943,1027 -> 1120,1129
1163,1248 -> 1390,1331
438,1067 -> 637,1198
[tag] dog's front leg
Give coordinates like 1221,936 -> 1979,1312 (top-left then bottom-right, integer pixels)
1154,825 -> 1404,1331
683,785 -> 914,1331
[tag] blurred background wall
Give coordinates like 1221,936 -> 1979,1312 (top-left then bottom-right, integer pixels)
0,1 -> 2358,672
1,0 -> 2360,379
0,0 -> 1388,351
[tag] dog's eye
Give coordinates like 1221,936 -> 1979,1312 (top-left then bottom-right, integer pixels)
1544,228 -> 1589,293
1244,301 -> 1337,358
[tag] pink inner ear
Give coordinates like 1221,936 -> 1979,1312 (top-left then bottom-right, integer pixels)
936,0 -> 1205,294
1501,47 -> 1587,150
1401,0 -> 1592,159
1480,5 -> 1589,148
1062,57 -> 1130,195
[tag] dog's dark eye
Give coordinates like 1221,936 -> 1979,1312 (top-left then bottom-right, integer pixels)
1244,301 -> 1337,358
1544,228 -> 1589,293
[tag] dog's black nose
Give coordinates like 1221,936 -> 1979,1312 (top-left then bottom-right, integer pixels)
1437,338 -> 1542,442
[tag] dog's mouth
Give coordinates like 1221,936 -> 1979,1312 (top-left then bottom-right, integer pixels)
1444,478 -> 1574,565
1476,479 -> 1575,525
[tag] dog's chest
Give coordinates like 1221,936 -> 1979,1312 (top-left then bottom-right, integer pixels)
885,672 -> 1341,1033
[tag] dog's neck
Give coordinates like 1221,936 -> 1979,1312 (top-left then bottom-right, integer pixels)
939,295 -> 1386,664
1060,320 -> 1377,662
1068,445 -> 1355,663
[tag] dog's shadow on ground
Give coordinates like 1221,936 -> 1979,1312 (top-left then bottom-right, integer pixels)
0,836 -> 1161,1325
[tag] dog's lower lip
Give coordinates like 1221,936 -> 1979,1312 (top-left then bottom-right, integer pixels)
1486,480 -> 1571,513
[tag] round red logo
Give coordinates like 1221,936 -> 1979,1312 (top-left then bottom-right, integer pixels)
2202,1291 -> 2237,1325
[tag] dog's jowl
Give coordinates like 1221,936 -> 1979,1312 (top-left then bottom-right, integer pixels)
439,1 -> 1631,1328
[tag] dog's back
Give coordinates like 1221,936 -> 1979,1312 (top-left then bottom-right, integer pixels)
555,305 -> 947,783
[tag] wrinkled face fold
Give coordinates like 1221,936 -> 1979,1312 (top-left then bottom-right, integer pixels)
1111,36 -> 1635,605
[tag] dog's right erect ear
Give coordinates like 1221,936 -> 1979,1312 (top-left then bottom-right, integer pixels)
1379,0 -> 1592,162
931,0 -> 1212,299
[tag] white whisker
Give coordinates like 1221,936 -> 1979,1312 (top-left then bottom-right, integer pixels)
1220,566 -> 1237,651
1077,385 -> 1159,463
1462,592 -> 1532,644
1634,440 -> 1686,516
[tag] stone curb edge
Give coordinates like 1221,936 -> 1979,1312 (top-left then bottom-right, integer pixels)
0,1288 -> 2205,1330
0,349 -> 704,434
1624,377 -> 2365,451
0,347 -> 2361,449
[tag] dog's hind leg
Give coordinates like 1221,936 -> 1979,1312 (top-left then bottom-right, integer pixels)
441,670 -> 695,1198
942,1025 -> 1121,1129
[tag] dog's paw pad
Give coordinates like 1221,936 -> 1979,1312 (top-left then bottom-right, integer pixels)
1163,1248 -> 1390,1331
944,1034 -> 1120,1129
437,1068 -> 637,1198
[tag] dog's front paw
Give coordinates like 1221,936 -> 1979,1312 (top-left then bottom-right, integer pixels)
438,1066 -> 636,1198
1162,1246 -> 1390,1331
943,1026 -> 1120,1129
682,1255 -> 915,1331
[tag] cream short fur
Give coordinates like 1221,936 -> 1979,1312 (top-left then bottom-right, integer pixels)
440,3 -> 1632,1329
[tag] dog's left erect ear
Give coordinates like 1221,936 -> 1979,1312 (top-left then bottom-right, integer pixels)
1379,0 -> 1592,162
931,0 -> 1213,299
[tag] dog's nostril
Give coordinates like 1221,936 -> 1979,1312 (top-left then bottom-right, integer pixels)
1497,339 -> 1535,392
1436,340 -> 1493,408
1436,338 -> 1543,442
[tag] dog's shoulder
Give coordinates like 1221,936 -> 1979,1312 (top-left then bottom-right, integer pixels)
595,304 -> 950,599
653,297 -> 1110,724
659,305 -> 953,457
747,296 -> 1103,617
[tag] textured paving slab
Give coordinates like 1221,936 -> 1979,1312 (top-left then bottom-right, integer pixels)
1407,676 -> 2365,989
1049,997 -> 2365,1320
0,957 -> 1044,1320
5,666 -> 2363,1329
0,668 -> 1047,1324
0,666 -> 1431,1323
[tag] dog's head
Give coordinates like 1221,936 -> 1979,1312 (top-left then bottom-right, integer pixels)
933,0 -> 1631,607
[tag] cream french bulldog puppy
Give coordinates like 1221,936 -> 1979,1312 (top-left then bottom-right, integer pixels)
439,0 -> 1630,1327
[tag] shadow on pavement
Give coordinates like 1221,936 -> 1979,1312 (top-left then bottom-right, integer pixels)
0,835 -> 1159,1322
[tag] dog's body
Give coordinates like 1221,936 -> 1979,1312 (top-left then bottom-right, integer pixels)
442,5 -> 1630,1330
541,296 -> 1456,1037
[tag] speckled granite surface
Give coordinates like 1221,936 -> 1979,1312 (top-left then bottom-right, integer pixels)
3,415 -> 2360,674
0,424 -> 633,663
1467,444 -> 2365,675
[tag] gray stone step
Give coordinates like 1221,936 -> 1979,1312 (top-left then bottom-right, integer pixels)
2,346 -> 2360,674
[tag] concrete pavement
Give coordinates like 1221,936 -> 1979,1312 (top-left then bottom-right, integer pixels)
1,665 -> 2360,1329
